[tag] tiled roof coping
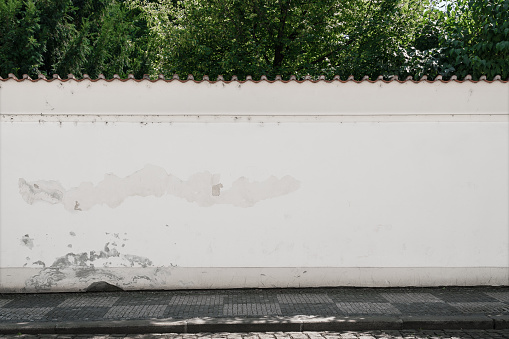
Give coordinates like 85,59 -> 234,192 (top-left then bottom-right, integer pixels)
0,73 -> 507,83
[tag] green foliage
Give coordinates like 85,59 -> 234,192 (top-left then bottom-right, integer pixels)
81,1 -> 151,78
0,0 -> 43,76
400,0 -> 509,80
314,0 -> 427,79
439,0 -> 509,80
127,0 -> 180,77
137,0 -> 427,80
0,0 -> 151,78
1,0 -> 507,80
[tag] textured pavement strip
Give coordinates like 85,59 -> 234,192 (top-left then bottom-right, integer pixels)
0,287 -> 509,333
1,330 -> 509,339
335,303 -> 400,315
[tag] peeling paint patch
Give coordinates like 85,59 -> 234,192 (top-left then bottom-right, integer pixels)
23,266 -> 178,292
25,243 -> 154,291
18,179 -> 64,204
51,243 -> 150,269
212,183 -> 223,196
18,164 -> 300,211
21,234 -> 34,249
122,254 -> 153,268
26,268 -> 66,289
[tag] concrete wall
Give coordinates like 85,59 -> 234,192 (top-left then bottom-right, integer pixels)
1,78 -> 508,292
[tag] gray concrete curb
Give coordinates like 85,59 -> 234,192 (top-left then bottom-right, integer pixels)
492,315 -> 509,329
400,315 -> 494,330
0,315 -> 507,334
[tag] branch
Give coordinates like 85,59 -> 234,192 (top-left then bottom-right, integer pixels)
309,37 -> 356,65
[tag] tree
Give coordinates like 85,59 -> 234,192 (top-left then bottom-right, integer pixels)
2,0 -> 507,80
0,0 -> 44,76
0,0 -> 151,79
310,0 -> 427,79
136,0 -> 426,80
399,0 -> 509,80
439,0 -> 509,80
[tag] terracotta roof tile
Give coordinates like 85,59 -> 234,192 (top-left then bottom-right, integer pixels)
0,74 -> 507,83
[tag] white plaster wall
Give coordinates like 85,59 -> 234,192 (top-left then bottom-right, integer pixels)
1,79 -> 508,116
0,79 -> 508,291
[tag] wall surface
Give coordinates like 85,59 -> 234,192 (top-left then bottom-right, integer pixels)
1,78 -> 508,292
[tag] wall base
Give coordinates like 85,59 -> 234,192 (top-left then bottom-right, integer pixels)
1,267 -> 507,293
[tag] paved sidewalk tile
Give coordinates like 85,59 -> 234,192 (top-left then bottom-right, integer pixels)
104,305 -> 168,319
329,293 -> 388,304
2,297 -> 63,308
0,301 -> 11,308
277,294 -> 334,304
0,286 -> 508,331
392,302 -> 459,315
45,306 -> 110,320
0,307 -> 52,321
164,305 -> 224,318
280,303 -> 341,316
335,302 -> 401,315
450,302 -> 509,313
170,296 -> 225,306
380,293 -> 443,303
225,294 -> 278,304
58,297 -> 120,308
223,303 -> 282,316
487,292 -> 509,303
433,289 -> 502,303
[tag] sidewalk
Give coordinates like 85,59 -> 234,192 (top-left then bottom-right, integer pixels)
1,287 -> 508,334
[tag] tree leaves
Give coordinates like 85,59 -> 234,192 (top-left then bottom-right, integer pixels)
435,0 -> 509,80
1,0 -> 507,80
0,0 -> 151,78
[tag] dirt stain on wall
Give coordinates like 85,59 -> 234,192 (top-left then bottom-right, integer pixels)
20,234 -> 34,249
18,164 -> 300,211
